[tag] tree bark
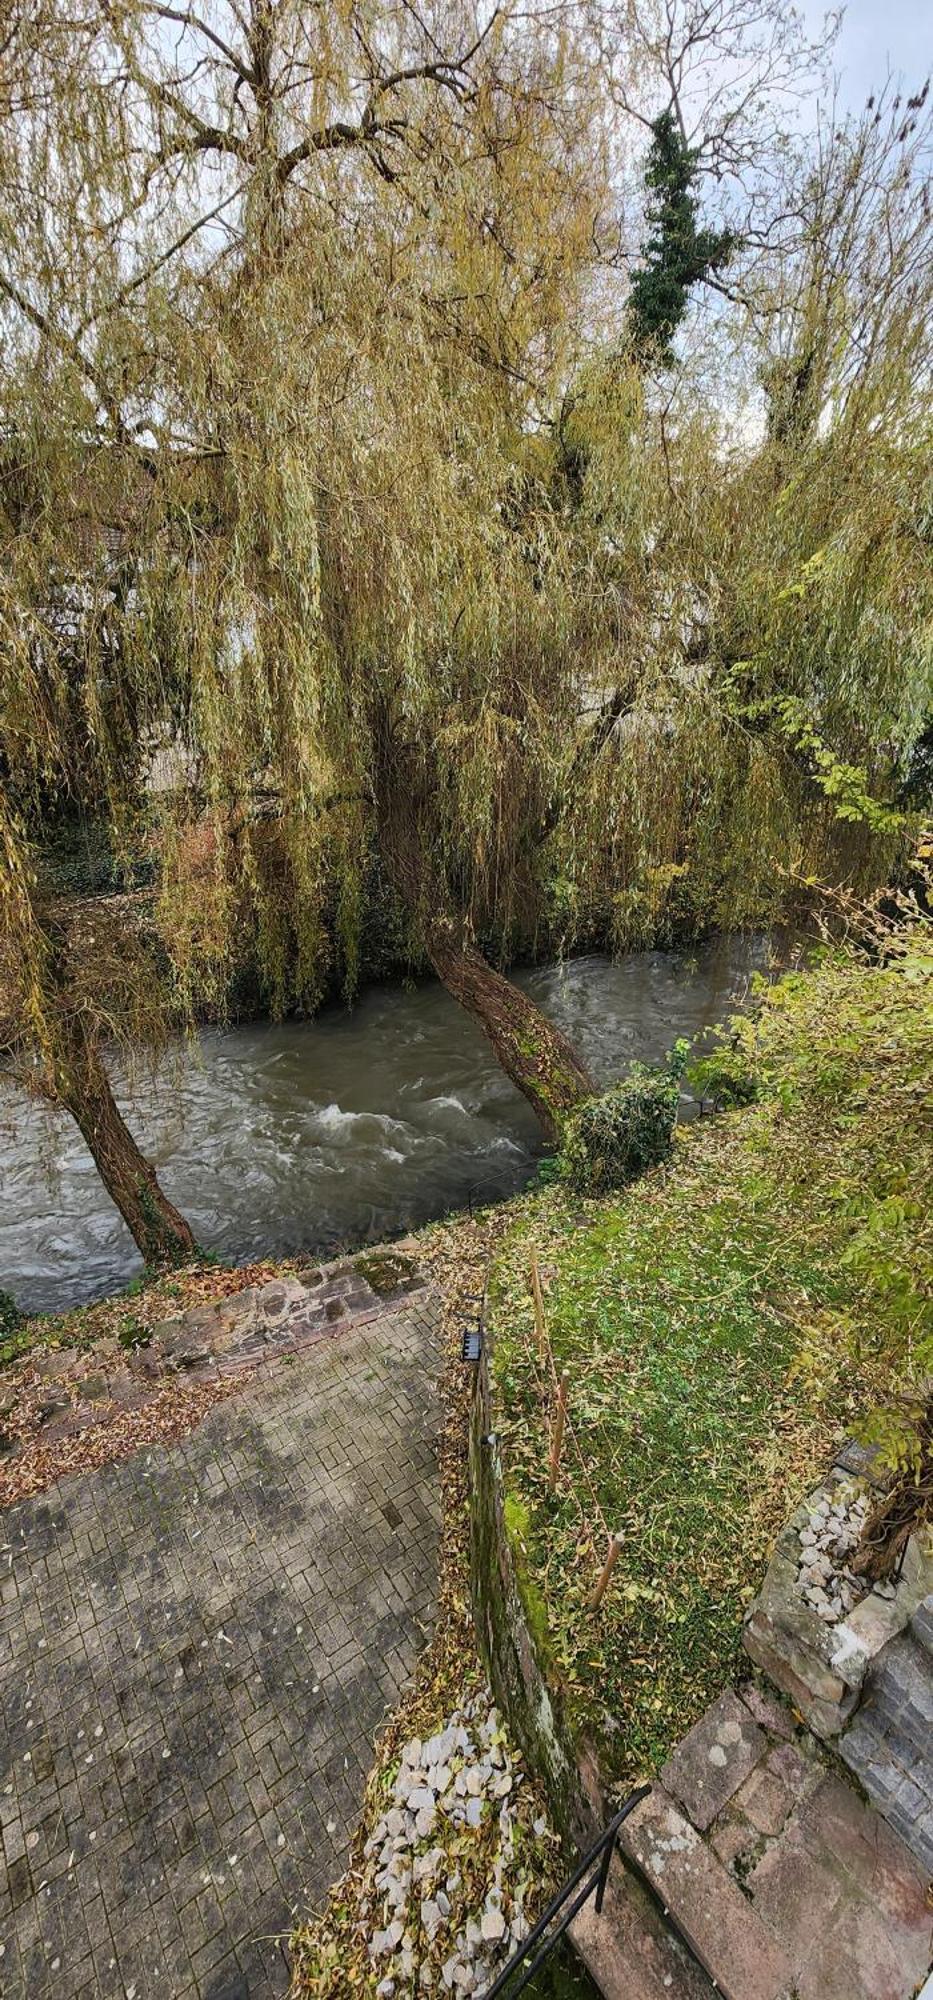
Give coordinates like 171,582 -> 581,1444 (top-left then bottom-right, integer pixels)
376,754 -> 595,1140
424,913 -> 594,1141
51,1020 -> 197,1267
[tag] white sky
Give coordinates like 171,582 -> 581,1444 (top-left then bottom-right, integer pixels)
806,0 -> 931,109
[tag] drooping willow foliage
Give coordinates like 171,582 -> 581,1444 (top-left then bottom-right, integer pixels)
0,0 -> 931,1066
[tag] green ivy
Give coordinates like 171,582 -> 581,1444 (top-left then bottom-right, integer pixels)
560,1039 -> 690,1194
627,111 -> 738,363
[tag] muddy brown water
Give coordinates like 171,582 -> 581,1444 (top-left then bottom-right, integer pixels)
0,938 -> 778,1312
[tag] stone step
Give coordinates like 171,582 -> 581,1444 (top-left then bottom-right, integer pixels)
618,1788 -> 794,2000
569,1857 -> 718,2000
840,1625 -> 933,1874
911,1592 -> 933,1659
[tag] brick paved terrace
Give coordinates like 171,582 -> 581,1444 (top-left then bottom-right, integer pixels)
0,1286 -> 443,1998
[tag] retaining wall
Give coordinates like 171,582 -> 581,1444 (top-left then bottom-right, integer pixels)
468,1348 -> 605,1850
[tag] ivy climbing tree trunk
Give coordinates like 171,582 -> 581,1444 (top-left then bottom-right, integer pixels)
50,1017 -> 197,1266
424,912 -> 594,1140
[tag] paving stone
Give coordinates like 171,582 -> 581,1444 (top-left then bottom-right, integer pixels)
748,1771 -> 933,1999
0,1286 -> 443,1999
833,1439 -> 886,1486
660,1690 -> 767,1831
709,1814 -> 758,1871
569,1857 -> 717,1999
618,1788 -> 792,2000
737,1682 -> 796,1742
731,1762 -> 795,1837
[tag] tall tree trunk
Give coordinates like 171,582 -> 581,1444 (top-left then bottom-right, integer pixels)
51,1020 -> 197,1267
424,912 -> 594,1141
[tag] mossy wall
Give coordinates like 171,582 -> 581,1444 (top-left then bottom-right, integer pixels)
468,1349 -> 605,1852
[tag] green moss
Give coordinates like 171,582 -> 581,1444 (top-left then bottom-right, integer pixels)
504,1489 -> 554,1664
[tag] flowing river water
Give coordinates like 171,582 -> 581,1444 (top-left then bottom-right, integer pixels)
1,936 -> 780,1312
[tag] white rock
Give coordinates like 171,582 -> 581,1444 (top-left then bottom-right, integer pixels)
481,1908 -> 506,1942
413,1846 -> 445,1883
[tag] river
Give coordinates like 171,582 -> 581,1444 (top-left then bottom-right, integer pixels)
0,937 -> 778,1312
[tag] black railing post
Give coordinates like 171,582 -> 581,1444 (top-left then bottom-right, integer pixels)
483,1785 -> 651,1999
593,1826 -> 615,1915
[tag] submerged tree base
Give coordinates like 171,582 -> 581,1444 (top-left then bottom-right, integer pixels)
53,1021 -> 197,1266
426,918 -> 594,1141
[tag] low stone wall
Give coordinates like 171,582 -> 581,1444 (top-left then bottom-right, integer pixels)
468,1348 -> 602,1851
743,1440 -> 933,1739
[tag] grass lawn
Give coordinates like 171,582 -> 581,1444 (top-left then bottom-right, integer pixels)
487,936 -> 932,1779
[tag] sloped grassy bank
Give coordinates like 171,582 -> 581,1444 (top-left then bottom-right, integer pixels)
484,933 -> 932,1782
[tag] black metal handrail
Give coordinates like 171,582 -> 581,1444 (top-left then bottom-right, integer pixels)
484,1784 -> 651,1999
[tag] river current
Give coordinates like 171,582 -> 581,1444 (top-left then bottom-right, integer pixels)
0,937 -> 777,1311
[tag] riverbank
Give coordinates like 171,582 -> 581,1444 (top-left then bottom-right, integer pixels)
0,1259 -> 292,1505
3,925 -> 928,1993
289,920 -> 932,1998
484,928 -> 933,1781
0,936 -> 778,1314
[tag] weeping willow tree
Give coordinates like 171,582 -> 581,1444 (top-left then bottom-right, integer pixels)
1,0 -> 930,1181
1,0 -> 637,1140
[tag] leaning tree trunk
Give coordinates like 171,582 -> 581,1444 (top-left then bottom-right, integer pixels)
424,913 -> 594,1141
377,764 -> 595,1140
51,1021 -> 197,1267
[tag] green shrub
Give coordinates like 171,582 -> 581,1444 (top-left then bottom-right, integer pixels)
0,1289 -> 22,1340
560,1039 -> 690,1195
688,1042 -> 760,1108
0,1288 -> 32,1369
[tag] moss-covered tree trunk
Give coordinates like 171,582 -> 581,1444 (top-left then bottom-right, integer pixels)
424,913 -> 593,1141
51,1019 -> 196,1266
378,758 -> 594,1139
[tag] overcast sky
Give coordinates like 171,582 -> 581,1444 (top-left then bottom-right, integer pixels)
807,0 -> 931,110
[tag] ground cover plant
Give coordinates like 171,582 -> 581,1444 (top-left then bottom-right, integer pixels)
485,915 -> 933,1779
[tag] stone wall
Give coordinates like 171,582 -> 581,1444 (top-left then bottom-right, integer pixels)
468,1349 -> 602,1851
